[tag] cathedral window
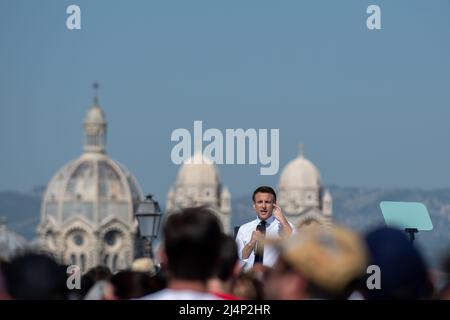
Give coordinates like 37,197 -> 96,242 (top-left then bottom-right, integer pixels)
70,254 -> 76,266
112,254 -> 118,272
73,233 -> 84,246
80,254 -> 86,271
105,230 -> 120,247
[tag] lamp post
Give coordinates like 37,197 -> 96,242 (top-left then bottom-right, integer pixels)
135,194 -> 163,259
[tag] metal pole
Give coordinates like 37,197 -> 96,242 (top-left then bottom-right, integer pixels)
148,238 -> 154,259
144,237 -> 154,259
405,228 -> 418,244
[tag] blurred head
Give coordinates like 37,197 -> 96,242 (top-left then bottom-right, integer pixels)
252,186 -> 276,221
232,271 -> 264,300
83,280 -> 115,300
131,258 -> 156,277
110,270 -> 157,299
439,282 -> 450,300
363,226 -> 429,300
439,255 -> 450,300
80,265 -> 112,297
3,253 -> 68,300
213,234 -> 240,282
162,206 -> 223,282
265,225 -> 368,300
0,262 -> 10,300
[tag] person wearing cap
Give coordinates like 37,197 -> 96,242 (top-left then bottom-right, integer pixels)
235,186 -> 295,271
265,225 -> 368,300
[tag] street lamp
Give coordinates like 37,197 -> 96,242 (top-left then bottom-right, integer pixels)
135,194 -> 163,259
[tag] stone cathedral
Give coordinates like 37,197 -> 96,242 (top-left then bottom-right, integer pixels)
38,92 -> 143,272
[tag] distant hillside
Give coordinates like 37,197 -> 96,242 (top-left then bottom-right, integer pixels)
1,185 -> 450,268
0,190 -> 41,239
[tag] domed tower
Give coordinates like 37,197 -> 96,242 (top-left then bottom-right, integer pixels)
166,153 -> 231,233
278,145 -> 332,229
38,85 -> 144,272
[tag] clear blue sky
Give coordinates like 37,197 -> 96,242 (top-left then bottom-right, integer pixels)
1,0 -> 449,201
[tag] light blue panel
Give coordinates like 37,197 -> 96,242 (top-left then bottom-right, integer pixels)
379,201 -> 433,231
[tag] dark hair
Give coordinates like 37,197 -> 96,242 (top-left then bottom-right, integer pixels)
363,227 -> 429,300
214,234 -> 238,282
111,271 -> 160,299
3,253 -> 68,300
80,265 -> 112,297
232,271 -> 264,300
252,186 -> 276,203
163,206 -> 223,281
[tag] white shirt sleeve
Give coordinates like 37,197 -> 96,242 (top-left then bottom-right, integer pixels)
235,227 -> 245,261
235,226 -> 251,269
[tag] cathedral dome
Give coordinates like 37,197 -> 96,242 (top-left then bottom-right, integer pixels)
167,153 -> 230,232
39,87 -> 144,272
279,154 -> 321,190
41,152 -> 143,225
176,153 -> 220,187
278,145 -> 332,228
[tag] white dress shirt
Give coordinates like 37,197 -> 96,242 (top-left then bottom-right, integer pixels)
235,215 -> 295,271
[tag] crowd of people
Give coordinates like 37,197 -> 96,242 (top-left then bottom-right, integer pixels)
0,186 -> 450,300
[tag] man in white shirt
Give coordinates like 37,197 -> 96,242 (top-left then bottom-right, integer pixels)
235,186 -> 295,271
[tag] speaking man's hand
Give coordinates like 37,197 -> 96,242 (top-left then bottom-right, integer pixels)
272,204 -> 293,235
